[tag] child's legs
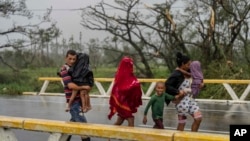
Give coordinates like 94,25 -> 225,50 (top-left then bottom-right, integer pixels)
68,90 -> 78,108
80,90 -> 86,109
153,118 -> 164,129
83,90 -> 91,108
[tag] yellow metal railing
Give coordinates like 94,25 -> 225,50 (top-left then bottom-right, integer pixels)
0,115 -> 229,141
22,77 -> 250,103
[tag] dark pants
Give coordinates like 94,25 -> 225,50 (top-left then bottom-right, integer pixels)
67,101 -> 91,141
153,118 -> 164,129
66,135 -> 90,141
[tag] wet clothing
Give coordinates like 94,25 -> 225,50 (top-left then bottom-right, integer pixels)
144,93 -> 175,129
153,118 -> 164,129
190,61 -> 204,98
68,53 -> 94,87
165,70 -> 184,105
70,102 -> 87,122
165,70 -> 202,124
60,60 -> 90,141
60,64 -> 87,123
176,78 -> 202,123
60,64 -> 81,103
108,57 -> 142,120
144,93 -> 175,119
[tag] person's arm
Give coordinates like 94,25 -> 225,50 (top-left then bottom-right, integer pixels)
176,67 -> 191,77
173,92 -> 185,100
143,96 -> 154,124
60,65 -> 91,91
164,93 -> 175,100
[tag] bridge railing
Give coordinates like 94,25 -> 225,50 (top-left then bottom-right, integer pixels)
0,115 -> 229,141
22,77 -> 250,103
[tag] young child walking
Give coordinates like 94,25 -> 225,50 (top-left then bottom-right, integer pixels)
143,81 -> 183,129
66,53 -> 94,113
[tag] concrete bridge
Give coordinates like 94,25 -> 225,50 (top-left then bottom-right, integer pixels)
1,95 -> 249,141
1,77 -> 250,140
23,77 -> 250,103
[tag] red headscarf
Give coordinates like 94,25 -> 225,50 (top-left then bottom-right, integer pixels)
108,57 -> 142,119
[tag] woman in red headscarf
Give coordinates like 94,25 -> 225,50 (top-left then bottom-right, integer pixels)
108,56 -> 142,126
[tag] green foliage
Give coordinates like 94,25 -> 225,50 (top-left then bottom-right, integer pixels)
199,61 -> 250,100
0,83 -> 30,95
1,65 -> 250,100
92,67 -> 117,78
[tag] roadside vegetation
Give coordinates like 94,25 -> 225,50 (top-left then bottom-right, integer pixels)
0,65 -> 249,101
0,0 -> 250,100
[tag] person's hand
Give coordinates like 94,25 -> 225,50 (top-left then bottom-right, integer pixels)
175,94 -> 180,100
173,90 -> 185,103
199,83 -> 205,89
143,116 -> 147,124
184,88 -> 191,93
179,90 -> 185,96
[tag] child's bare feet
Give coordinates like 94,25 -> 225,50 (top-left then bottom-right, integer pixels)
82,106 -> 88,113
65,103 -> 70,112
87,106 -> 92,111
65,107 -> 70,112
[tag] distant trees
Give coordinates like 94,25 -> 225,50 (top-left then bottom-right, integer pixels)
0,0 -> 249,79
0,0 -> 60,70
80,0 -> 250,78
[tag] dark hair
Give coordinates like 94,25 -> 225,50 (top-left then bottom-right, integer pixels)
66,49 -> 77,57
156,81 -> 165,87
176,52 -> 190,67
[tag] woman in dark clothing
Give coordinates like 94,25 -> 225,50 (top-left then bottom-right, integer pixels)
165,52 -> 202,132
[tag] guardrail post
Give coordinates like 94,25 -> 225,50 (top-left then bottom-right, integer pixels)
39,80 -> 50,95
145,82 -> 156,97
240,84 -> 250,100
48,133 -> 70,141
94,81 -> 107,96
106,80 -> 114,96
60,80 -> 65,87
0,128 -> 18,141
23,77 -> 250,103
222,83 -> 239,100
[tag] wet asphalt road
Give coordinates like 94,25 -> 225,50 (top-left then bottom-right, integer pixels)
0,95 -> 250,141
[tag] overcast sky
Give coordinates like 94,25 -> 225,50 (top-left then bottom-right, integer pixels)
25,0 -> 176,42
25,0 -> 102,42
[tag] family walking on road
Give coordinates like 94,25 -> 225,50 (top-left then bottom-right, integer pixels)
60,49 -> 204,141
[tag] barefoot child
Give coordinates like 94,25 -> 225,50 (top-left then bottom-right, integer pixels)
66,53 -> 94,113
